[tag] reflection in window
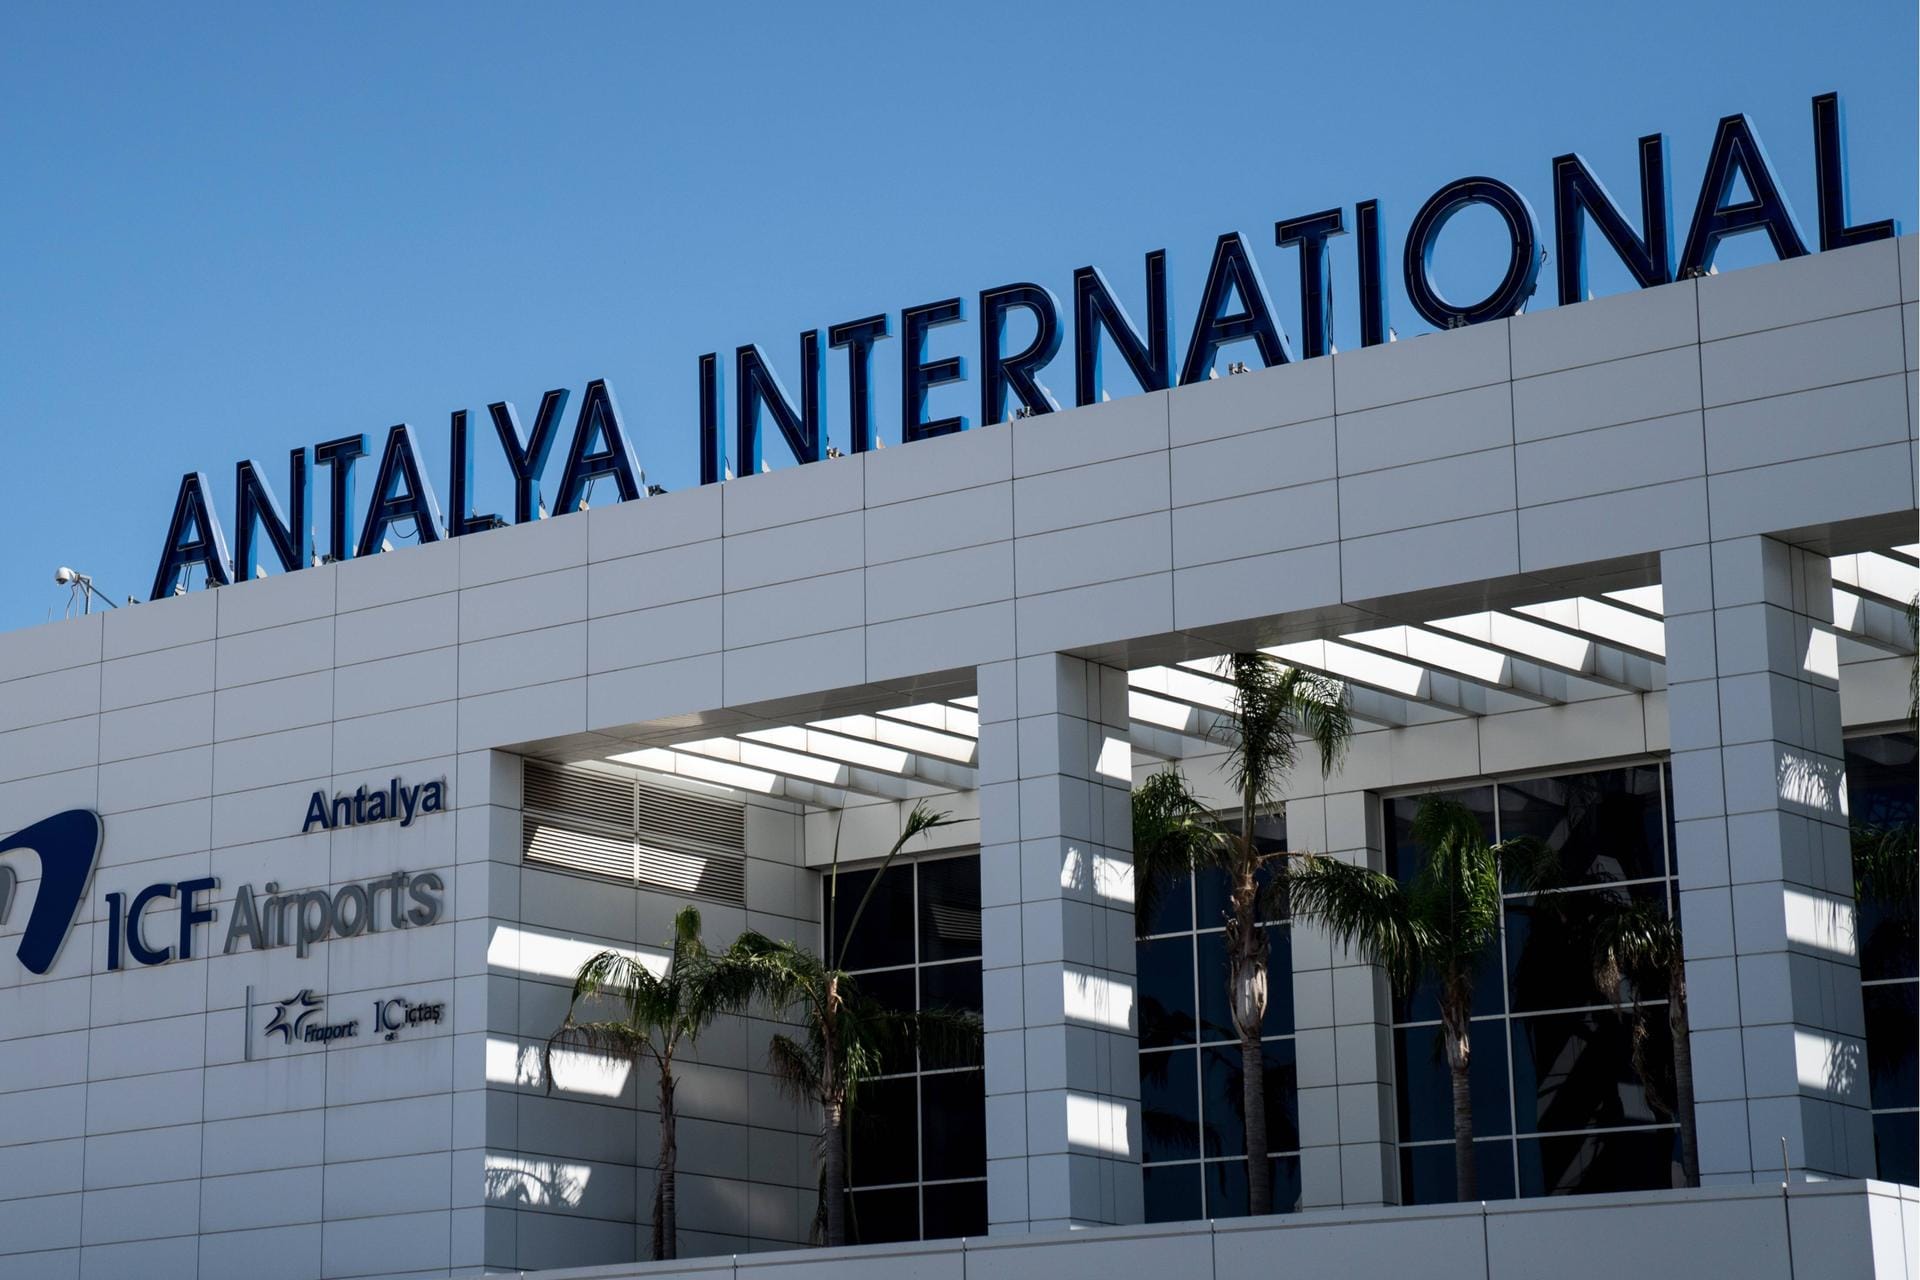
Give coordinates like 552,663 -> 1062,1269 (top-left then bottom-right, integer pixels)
1137,813 -> 1301,1221
1847,732 -> 1917,1186
1386,764 -> 1682,1203
833,851 -> 987,1239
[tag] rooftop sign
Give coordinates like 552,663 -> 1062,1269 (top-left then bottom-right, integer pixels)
149,92 -> 1899,601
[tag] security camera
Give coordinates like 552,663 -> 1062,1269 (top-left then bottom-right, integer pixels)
54,566 -> 77,585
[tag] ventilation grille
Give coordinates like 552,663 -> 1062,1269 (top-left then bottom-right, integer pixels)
521,759 -> 748,905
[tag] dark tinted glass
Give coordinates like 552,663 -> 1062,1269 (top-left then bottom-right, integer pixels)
830,866 -> 915,971
1137,934 -> 1197,1049
1873,1111 -> 1918,1185
918,963 -> 983,1070
1385,787 -> 1495,884
848,1186 -> 918,1244
1510,1007 -> 1671,1134
1516,1127 -> 1681,1196
1143,1162 -> 1204,1224
1505,884 -> 1668,1013
1203,1154 -> 1301,1218
1864,982 -> 1918,1111
920,1070 -> 986,1180
1499,767 -> 1666,887
1395,936 -> 1504,1024
853,968 -> 917,1076
920,1179 -> 987,1240
1141,1047 -> 1201,1162
1847,733 -> 1918,983
1200,1040 -> 1299,1157
1398,1139 -> 1515,1205
1142,866 -> 1195,936
1395,1020 -> 1512,1141
848,1076 -> 918,1187
1195,813 -> 1287,925
917,856 -> 982,962
1197,927 -> 1293,1041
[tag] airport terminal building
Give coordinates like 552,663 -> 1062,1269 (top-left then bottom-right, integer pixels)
0,231 -> 1916,1279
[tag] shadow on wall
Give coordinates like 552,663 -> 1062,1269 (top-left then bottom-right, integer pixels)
487,1154 -> 591,1209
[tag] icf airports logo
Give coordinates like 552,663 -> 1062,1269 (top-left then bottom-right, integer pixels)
0,809 -> 103,976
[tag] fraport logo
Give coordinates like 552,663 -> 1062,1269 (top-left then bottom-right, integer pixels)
0,809 -> 102,976
265,989 -> 326,1043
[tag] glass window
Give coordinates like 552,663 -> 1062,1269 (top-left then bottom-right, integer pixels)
848,1186 -> 918,1245
1864,979 -> 1918,1113
1204,1154 -> 1302,1217
1388,767 -> 1682,1203
1136,810 -> 1298,1222
1846,731 -> 1918,1188
1394,1020 -> 1513,1142
918,857 -> 982,962
831,852 -> 987,1240
1499,767 -> 1666,887
1143,1163 -> 1204,1224
848,1075 -> 919,1187
1516,1128 -> 1680,1197
1141,1047 -> 1201,1163
1200,1040 -> 1300,1157
920,1180 -> 987,1240
1872,1113 -> 1918,1187
1138,934 -> 1198,1049
1505,884 -> 1669,1013
1399,1139 -> 1516,1205
1510,1008 -> 1671,1134
920,1070 -> 986,1181
830,865 -> 915,971
1196,926 -> 1292,1040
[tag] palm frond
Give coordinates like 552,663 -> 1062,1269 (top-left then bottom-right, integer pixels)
1406,795 -> 1503,976
765,1032 -> 820,1106
1131,767 -> 1222,932
1586,899 -> 1676,1008
1493,834 -> 1565,896
908,1005 -> 985,1070
1287,853 -> 1422,996
835,801 -> 954,969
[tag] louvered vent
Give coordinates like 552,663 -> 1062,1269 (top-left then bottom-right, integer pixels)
521,759 -> 748,905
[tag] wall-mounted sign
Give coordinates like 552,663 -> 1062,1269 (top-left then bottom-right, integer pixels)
302,776 -> 448,833
148,91 -> 1900,600
246,985 -> 447,1060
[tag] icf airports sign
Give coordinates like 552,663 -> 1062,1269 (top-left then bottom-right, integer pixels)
148,92 -> 1901,600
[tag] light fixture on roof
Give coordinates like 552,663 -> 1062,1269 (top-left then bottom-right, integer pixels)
1227,361 -> 1250,375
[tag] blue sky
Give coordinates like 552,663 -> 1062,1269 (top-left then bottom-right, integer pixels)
1,1 -> 1913,631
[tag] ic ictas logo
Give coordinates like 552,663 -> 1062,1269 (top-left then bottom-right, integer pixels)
0,809 -> 103,976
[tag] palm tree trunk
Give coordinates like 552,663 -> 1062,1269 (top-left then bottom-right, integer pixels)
657,1064 -> 678,1260
1669,960 -> 1699,1187
1442,1003 -> 1476,1202
1241,1028 -> 1271,1213
824,1096 -> 848,1247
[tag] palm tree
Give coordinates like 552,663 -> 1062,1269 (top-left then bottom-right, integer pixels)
1585,897 -> 1698,1186
1131,652 -> 1351,1216
543,905 -> 757,1260
733,802 -> 981,1247
1287,794 -> 1556,1202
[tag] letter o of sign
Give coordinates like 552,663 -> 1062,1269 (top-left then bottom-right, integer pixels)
1403,176 -> 1543,330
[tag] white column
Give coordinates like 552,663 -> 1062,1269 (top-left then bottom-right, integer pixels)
1661,536 -> 1874,1182
977,654 -> 1143,1233
1292,790 -> 1397,1208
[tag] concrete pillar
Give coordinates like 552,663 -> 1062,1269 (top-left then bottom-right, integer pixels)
1661,535 -> 1874,1182
976,654 -> 1143,1232
1292,790 -> 1398,1209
